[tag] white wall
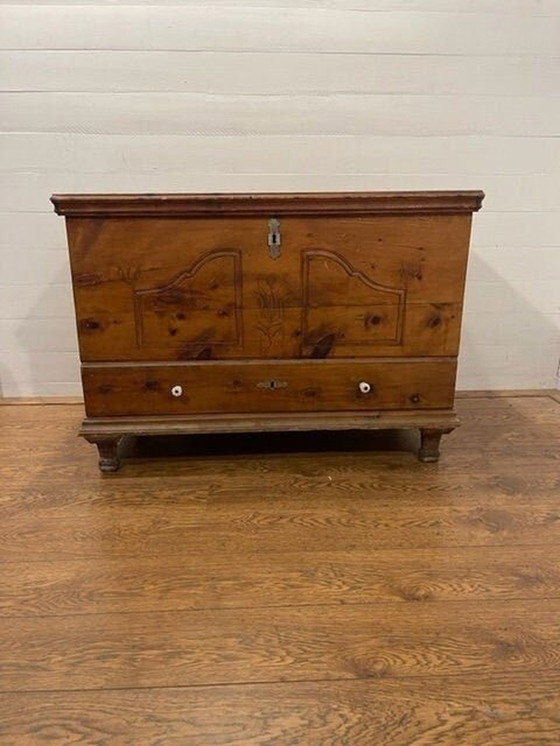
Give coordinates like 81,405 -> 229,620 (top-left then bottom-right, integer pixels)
0,0 -> 559,396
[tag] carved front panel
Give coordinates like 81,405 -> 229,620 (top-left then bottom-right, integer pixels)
133,250 -> 242,357
301,250 -> 405,356
291,215 -> 471,359
68,214 -> 470,361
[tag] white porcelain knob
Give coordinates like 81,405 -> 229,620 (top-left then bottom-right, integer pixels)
358,381 -> 371,394
171,385 -> 183,397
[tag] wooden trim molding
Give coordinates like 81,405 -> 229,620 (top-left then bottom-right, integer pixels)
0,396 -> 84,406
79,410 -> 462,438
51,191 -> 485,217
456,389 -> 560,402
2,389 -> 558,407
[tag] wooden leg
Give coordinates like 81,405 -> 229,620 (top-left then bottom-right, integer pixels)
85,436 -> 122,473
419,428 -> 452,463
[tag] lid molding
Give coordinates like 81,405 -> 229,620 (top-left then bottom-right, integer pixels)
51,191 -> 485,217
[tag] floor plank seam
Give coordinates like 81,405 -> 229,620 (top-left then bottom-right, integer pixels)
3,594 -> 560,620
3,541 -> 560,566
2,667 -> 548,696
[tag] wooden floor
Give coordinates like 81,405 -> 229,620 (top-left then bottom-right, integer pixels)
1,393 -> 560,745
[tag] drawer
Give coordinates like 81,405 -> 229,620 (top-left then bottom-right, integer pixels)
82,359 -> 457,417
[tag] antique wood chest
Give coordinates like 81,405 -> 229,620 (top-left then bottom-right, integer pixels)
52,191 -> 484,471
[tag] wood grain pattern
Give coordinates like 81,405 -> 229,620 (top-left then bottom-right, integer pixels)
2,599 -> 560,691
1,675 -> 559,746
0,395 -> 559,742
0,672 -> 560,746
54,190 -> 480,467
3,494 -> 560,563
64,209 -> 474,362
3,545 -> 560,618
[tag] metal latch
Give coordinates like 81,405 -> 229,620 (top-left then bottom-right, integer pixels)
267,217 -> 281,259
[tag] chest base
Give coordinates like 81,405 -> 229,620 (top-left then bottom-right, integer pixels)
80,410 -> 460,471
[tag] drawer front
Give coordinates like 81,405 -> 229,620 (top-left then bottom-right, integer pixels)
68,215 -> 471,362
82,360 -> 457,417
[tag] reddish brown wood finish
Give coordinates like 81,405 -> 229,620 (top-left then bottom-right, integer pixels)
82,359 -> 457,417
61,214 -> 472,361
51,190 -> 484,217
53,191 -> 483,469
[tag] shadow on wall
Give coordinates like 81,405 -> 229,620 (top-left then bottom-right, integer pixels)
459,250 -> 560,390
4,261 -> 81,398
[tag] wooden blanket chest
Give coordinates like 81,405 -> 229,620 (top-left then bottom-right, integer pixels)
52,191 -> 484,471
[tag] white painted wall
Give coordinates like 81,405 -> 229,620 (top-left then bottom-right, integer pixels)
0,1 -> 559,396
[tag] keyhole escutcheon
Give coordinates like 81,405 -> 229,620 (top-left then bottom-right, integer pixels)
267,217 -> 281,259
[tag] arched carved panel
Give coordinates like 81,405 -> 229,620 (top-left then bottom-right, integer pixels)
133,250 -> 243,353
302,250 -> 406,355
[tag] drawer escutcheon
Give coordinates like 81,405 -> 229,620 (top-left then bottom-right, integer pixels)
257,379 -> 288,390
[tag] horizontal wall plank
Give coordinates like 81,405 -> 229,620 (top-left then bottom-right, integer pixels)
0,284 -> 74,319
472,213 -> 560,247
3,93 -> 559,136
464,279 -> 560,315
0,318 -> 78,353
3,1 -> 560,15
0,380 -> 83,398
0,246 -> 70,283
469,246 -> 560,282
2,7 -> 559,54
459,321 -> 560,377
0,213 -> 66,247
3,51 -> 559,96
1,134 -> 559,176
458,323 -> 560,391
0,351 -> 79,382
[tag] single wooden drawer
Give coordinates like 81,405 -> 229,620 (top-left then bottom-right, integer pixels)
82,359 -> 457,417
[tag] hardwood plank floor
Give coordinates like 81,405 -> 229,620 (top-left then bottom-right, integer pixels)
0,394 -> 559,744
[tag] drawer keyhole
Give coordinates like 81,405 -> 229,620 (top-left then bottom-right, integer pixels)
171,385 -> 183,397
257,379 -> 288,390
267,217 -> 281,260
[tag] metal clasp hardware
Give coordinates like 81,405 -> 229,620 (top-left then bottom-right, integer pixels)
257,379 -> 288,390
267,217 -> 281,259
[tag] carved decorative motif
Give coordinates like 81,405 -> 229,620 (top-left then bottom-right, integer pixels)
254,277 -> 288,353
